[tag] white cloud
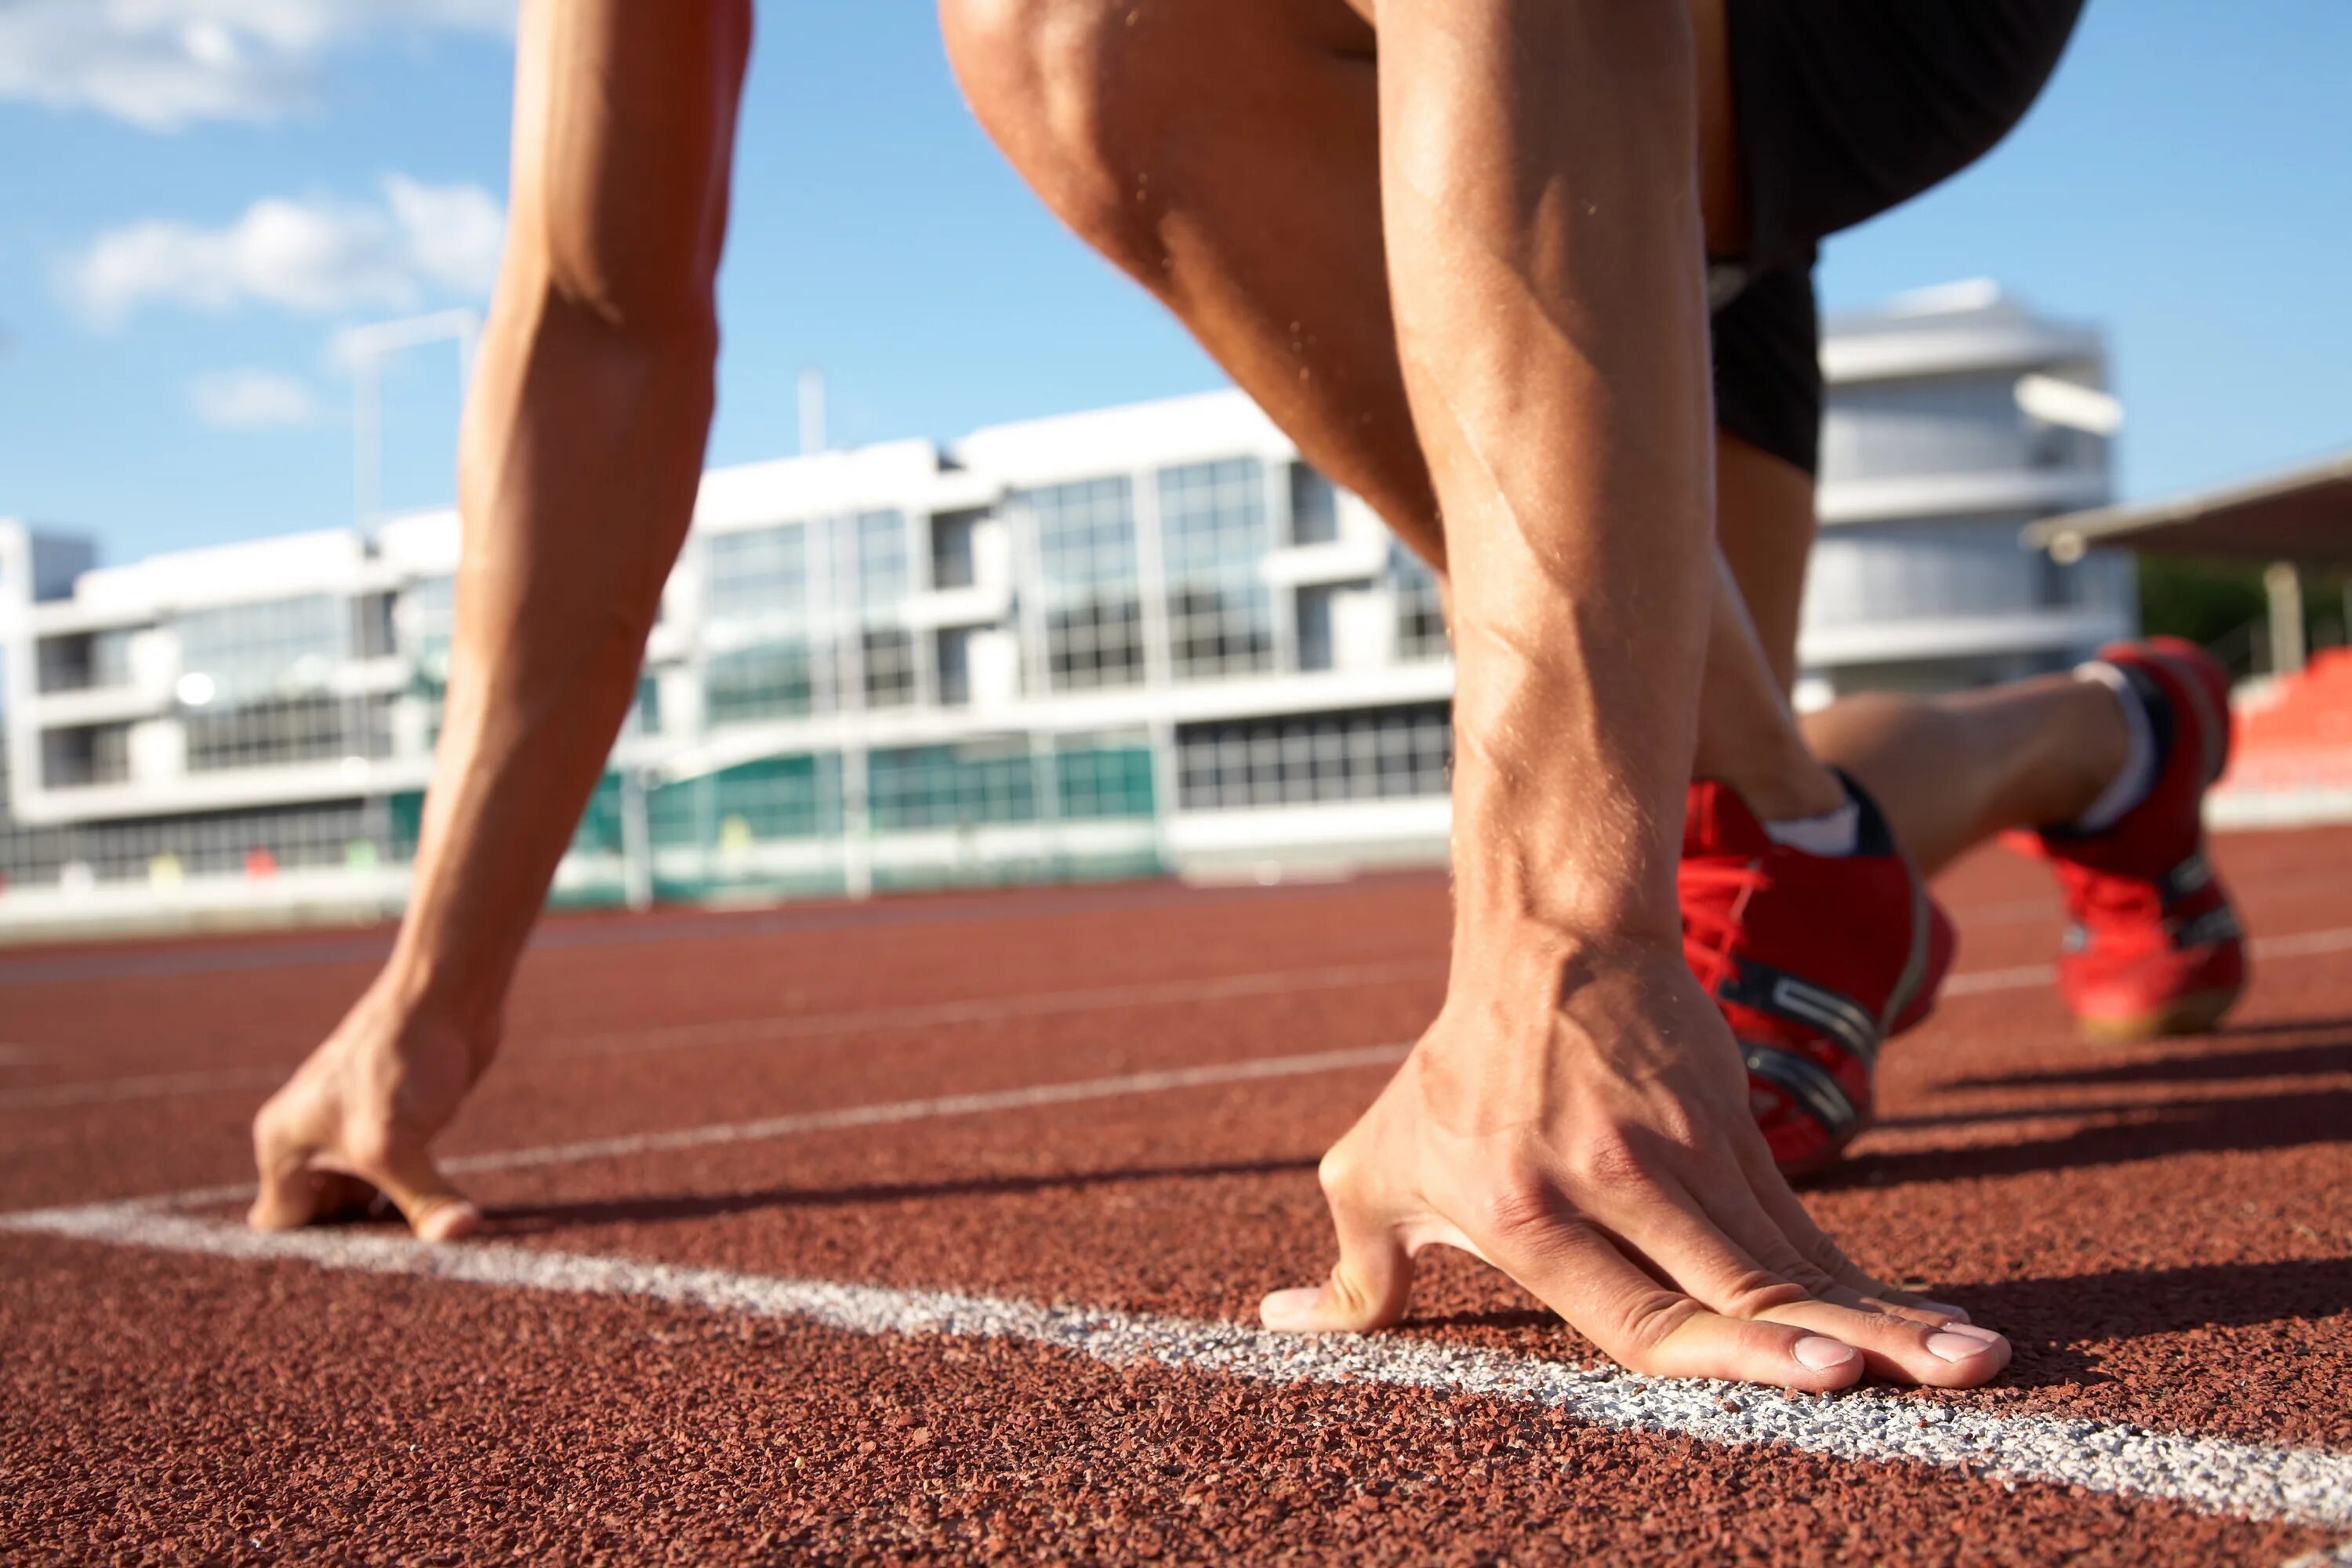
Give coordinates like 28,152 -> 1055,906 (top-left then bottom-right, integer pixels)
65,176 -> 505,326
189,367 -> 318,427
0,0 -> 516,132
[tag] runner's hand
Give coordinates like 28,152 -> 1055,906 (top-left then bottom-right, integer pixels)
249,978 -> 485,1243
1263,938 -> 2007,1388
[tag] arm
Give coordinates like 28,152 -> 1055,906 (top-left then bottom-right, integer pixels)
249,0 -> 753,1238
1264,0 -> 2003,1389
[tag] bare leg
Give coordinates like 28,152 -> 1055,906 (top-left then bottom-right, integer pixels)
1711,441 -> 2130,873
950,0 -> 2013,1390
249,1 -> 751,1237
1804,680 -> 2128,877
944,0 -> 1845,826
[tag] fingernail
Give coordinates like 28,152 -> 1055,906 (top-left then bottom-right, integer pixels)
414,1201 -> 480,1244
1928,1330 -> 2001,1362
1793,1336 -> 1860,1371
1261,1287 -> 1323,1328
1932,1323 -> 2004,1346
1918,1299 -> 1972,1323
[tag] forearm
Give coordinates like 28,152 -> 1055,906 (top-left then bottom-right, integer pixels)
385,292 -> 716,1037
379,0 -> 748,1042
1379,0 -> 1715,953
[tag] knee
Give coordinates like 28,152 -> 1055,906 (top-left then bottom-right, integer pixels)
938,0 -> 1165,275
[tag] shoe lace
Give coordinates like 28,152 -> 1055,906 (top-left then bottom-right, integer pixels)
1678,855 -> 1769,992
2053,858 -> 2165,935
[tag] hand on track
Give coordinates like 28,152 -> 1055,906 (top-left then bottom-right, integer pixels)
1263,941 -> 2007,1389
248,980 -> 486,1243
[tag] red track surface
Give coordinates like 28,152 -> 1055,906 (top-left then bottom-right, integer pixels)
5,834 -> 2351,1563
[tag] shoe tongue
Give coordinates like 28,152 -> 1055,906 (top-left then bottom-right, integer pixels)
1684,780 -> 1772,857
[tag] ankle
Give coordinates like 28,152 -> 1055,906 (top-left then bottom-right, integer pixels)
1719,753 -> 1848,826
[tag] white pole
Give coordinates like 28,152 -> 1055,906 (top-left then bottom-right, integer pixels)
799,368 -> 827,456
345,310 -> 482,528
354,357 -> 379,526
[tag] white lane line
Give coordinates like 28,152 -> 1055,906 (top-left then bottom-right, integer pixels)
7,1203 -> 2350,1530
1940,963 -> 2061,996
0,959 -> 1438,1113
444,1043 -> 1411,1178
2285,1545 -> 2352,1566
546,958 -> 1438,1062
129,1042 -> 1417,1213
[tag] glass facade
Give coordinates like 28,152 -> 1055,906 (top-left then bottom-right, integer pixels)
1025,477 -> 1145,692
1160,458 -> 1276,680
1177,702 -> 1452,811
1390,546 -> 1450,662
176,594 -> 347,704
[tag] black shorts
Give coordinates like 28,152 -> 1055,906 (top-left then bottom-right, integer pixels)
1708,0 -> 2087,475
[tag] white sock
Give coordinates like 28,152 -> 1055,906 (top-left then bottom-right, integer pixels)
1765,793 -> 1861,856
2071,661 -> 2158,832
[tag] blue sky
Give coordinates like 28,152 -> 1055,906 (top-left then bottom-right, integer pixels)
2,0 -> 2347,566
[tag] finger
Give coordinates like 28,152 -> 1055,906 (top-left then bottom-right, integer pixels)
1262,1161 -> 1415,1334
249,1161 -> 370,1232
1572,1170 -> 2004,1382
1475,1207 -> 1864,1390
249,1098 -> 347,1232
1729,1134 -> 1977,1323
250,1097 -> 478,1242
332,1138 -> 480,1243
1751,1298 -> 2009,1387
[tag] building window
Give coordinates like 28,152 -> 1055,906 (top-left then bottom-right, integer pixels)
705,641 -> 816,725
647,753 -> 843,846
935,626 -> 973,707
1820,377 -> 2027,484
184,695 -> 393,774
352,593 -> 398,660
50,798 -> 392,884
930,508 -> 986,591
34,628 -> 134,695
176,594 -> 347,704
851,510 -> 912,612
1799,515 -> 2042,632
1296,586 -> 1336,673
1055,735 -> 1156,820
1160,457 -> 1276,681
40,723 -> 131,789
1025,477 -> 1145,691
1177,702 -> 1452,811
1290,464 -> 1341,546
630,673 -> 663,736
706,523 -> 811,627
869,743 -> 1037,830
862,628 -> 918,710
1389,546 -> 1449,662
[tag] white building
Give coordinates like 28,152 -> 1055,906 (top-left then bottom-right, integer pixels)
0,285 -> 2121,930
1797,279 -> 2132,703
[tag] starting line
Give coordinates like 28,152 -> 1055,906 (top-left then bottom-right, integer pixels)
5,1200 -> 2350,1532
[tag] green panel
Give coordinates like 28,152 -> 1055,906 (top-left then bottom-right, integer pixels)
869,744 -> 1037,831
647,753 -> 843,846
387,789 -> 427,862
1054,743 -> 1156,820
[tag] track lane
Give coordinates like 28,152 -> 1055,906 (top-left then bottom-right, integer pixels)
1,1229 -> 2336,1566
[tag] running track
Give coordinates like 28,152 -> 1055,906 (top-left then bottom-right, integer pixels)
4,831 -> 2351,1563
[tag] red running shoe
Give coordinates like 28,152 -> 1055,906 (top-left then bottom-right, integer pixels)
2008,637 -> 2247,1040
1681,775 -> 1956,1175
